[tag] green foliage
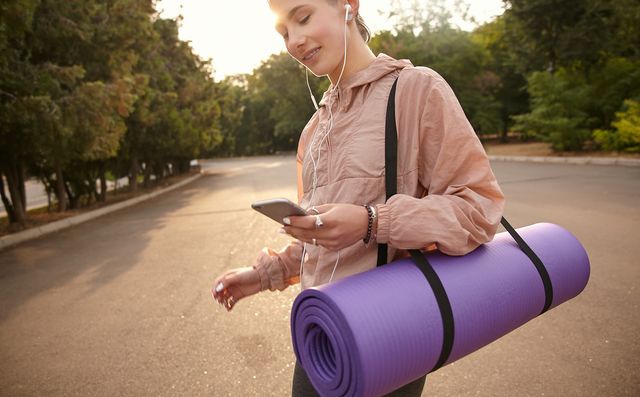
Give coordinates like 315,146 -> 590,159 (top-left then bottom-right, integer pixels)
217,53 -> 321,156
587,58 -> 640,128
512,55 -> 640,151
512,70 -> 594,151
472,16 -> 529,139
503,0 -> 617,73
0,0 -> 227,220
593,100 -> 640,152
370,23 -> 504,135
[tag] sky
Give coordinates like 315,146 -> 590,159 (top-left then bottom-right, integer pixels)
156,0 -> 506,81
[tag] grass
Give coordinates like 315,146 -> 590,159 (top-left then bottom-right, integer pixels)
482,140 -> 640,158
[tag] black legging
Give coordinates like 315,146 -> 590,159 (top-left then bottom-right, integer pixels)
292,361 -> 427,397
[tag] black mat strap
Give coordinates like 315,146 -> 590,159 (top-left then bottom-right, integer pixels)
500,217 -> 554,314
377,78 -> 399,267
409,249 -> 455,371
379,76 -> 454,371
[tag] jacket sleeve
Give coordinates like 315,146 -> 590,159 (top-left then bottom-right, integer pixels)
376,70 -> 505,255
254,241 -> 302,291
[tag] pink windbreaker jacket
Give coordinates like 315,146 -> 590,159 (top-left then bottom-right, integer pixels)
255,54 -> 505,290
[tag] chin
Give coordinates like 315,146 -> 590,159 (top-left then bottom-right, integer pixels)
307,67 -> 325,78
305,61 -> 336,78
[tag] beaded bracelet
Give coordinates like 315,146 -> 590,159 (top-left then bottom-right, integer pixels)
363,204 -> 377,246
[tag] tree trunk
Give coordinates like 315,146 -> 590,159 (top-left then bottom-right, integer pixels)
2,163 -> 27,224
17,162 -> 26,211
130,157 -> 139,193
143,162 -> 152,188
55,162 -> 67,212
98,161 -> 107,202
64,180 -> 78,209
0,173 -> 17,224
500,112 -> 509,143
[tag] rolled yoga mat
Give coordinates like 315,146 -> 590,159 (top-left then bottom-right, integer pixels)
291,223 -> 590,397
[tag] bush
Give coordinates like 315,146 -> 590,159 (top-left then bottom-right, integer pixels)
512,70 -> 594,151
593,100 -> 640,152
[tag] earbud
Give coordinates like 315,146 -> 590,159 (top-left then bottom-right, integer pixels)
345,3 -> 352,21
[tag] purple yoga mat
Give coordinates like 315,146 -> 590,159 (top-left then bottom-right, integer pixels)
291,223 -> 590,397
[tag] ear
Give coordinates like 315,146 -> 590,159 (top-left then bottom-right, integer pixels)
346,0 -> 360,20
345,3 -> 353,21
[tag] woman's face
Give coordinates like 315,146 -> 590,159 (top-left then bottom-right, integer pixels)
270,0 -> 347,78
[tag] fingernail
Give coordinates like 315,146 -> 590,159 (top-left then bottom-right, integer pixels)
282,217 -> 291,225
278,228 -> 287,234
215,283 -> 224,293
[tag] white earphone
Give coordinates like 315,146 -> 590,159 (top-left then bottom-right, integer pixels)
345,3 -> 352,21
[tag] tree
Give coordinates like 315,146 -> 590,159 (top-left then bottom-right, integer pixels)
0,0 -> 41,223
118,15 -> 225,191
232,52 -> 321,156
502,0 -> 622,74
505,0 -> 640,150
1,0 -> 222,223
370,11 -> 504,136
512,70 -> 595,151
472,16 -> 529,141
24,0 -> 148,210
207,75 -> 247,157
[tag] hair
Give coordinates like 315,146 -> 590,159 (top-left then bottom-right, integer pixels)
354,13 -> 371,43
269,1 -> 371,42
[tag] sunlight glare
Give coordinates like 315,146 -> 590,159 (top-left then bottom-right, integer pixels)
156,0 -> 505,80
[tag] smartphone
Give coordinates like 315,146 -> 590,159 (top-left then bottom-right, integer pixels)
251,198 -> 308,224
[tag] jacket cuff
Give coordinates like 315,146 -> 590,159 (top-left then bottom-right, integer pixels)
376,203 -> 390,244
254,248 -> 288,291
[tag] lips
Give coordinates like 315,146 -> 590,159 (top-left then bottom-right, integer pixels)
302,47 -> 320,61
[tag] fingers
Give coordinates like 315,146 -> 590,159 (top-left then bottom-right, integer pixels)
282,207 -> 331,243
211,273 -> 240,312
282,226 -> 333,247
282,214 -> 317,229
214,284 -> 239,311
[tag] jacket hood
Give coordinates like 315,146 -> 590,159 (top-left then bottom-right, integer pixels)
319,53 -> 413,107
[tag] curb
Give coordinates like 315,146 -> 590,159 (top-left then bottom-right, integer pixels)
0,173 -> 202,252
488,155 -> 640,167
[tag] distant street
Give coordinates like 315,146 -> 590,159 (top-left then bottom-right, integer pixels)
0,156 -> 638,396
0,179 -> 48,215
0,177 -> 130,216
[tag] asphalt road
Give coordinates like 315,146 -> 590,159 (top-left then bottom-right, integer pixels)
0,156 -> 638,397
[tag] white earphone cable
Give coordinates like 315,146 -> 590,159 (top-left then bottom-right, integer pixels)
300,4 -> 350,289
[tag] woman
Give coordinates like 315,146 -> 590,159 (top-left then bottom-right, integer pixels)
212,1 -> 505,395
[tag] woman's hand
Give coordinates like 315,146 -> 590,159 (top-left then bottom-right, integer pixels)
282,204 -> 369,251
211,267 -> 261,312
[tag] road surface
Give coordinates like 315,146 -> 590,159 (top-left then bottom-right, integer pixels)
0,156 -> 638,396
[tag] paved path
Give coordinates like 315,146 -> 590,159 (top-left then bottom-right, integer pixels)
0,156 -> 638,396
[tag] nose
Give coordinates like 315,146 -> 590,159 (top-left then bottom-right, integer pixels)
287,28 -> 306,55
